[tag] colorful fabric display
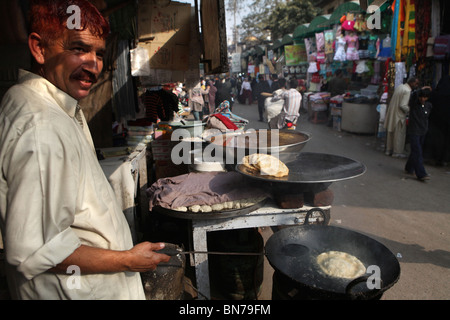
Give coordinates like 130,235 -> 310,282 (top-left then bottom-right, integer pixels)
324,30 -> 334,55
402,0 -> 416,64
316,32 -> 325,52
345,33 -> 360,61
368,35 -> 379,58
434,35 -> 450,60
354,13 -> 367,32
358,34 -> 369,59
334,36 -> 347,61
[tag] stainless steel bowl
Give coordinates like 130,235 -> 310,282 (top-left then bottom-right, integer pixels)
207,130 -> 311,164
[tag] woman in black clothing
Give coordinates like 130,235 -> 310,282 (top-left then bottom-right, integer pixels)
424,76 -> 450,166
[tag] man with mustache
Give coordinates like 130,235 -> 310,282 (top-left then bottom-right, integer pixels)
0,0 -> 169,299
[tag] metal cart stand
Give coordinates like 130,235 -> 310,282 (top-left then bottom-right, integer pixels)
189,200 -> 330,300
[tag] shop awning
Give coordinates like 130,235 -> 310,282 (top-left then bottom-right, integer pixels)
281,34 -> 293,46
368,0 -> 391,12
305,14 -> 332,37
255,45 -> 265,56
271,39 -> 283,50
293,24 -> 309,40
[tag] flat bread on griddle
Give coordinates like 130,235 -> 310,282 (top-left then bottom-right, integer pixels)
242,154 -> 289,178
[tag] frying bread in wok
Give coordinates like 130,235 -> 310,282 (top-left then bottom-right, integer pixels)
242,153 -> 289,177
316,251 -> 366,279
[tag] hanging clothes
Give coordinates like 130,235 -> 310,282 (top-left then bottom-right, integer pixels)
308,62 -> 319,73
402,0 -> 416,68
391,0 -> 404,61
379,35 -> 392,59
358,33 -> 369,59
324,30 -> 334,55
141,89 -> 179,123
315,32 -> 325,53
371,60 -> 382,84
345,33 -> 360,61
395,62 -> 407,88
368,34 -> 379,59
415,0 -> 431,60
334,36 -> 347,61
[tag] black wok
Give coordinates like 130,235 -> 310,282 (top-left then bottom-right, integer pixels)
265,225 -> 400,300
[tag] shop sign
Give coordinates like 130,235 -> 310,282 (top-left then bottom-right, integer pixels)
231,53 -> 241,73
285,44 -> 307,66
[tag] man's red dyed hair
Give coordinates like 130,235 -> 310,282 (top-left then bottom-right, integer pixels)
29,0 -> 110,45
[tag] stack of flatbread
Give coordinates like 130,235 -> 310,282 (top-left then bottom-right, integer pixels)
242,153 -> 289,178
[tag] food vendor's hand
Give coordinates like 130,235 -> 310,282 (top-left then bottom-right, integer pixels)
126,242 -> 171,272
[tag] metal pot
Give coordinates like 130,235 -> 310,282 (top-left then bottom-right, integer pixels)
207,130 -> 311,164
265,225 -> 401,300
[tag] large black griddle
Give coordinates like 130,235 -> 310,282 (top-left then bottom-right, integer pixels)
265,225 -> 401,299
236,152 -> 366,184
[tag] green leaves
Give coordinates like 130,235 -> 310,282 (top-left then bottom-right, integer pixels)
234,0 -> 322,43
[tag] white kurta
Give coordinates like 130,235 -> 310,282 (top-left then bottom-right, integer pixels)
270,88 -> 302,129
0,70 -> 145,300
384,83 -> 412,132
384,83 -> 412,154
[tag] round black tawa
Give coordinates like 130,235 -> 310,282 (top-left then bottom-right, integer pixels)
153,198 -> 268,220
236,152 -> 366,184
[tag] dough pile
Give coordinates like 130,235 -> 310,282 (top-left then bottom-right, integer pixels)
174,196 -> 266,213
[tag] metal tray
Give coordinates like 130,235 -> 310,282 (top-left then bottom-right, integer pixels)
153,198 -> 268,220
236,152 -> 366,184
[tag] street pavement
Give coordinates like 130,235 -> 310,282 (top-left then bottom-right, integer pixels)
229,100 -> 450,300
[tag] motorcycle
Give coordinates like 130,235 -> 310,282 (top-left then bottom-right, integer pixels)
284,119 -> 296,130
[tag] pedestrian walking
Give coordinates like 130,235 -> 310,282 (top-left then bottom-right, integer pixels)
405,88 -> 433,181
384,77 -> 420,158
239,77 -> 252,105
270,74 -> 281,92
253,74 -> 271,122
207,79 -> 217,114
189,81 -> 210,120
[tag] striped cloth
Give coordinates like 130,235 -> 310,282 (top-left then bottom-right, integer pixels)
402,0 -> 416,66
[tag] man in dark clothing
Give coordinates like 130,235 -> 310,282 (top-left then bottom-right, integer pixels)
216,77 -> 233,110
327,69 -> 348,97
270,74 -> 281,92
405,88 -> 433,181
253,74 -> 272,121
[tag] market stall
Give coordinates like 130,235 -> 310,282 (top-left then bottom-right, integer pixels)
277,0 -> 449,137
276,1 -> 392,132
142,128 -> 397,300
